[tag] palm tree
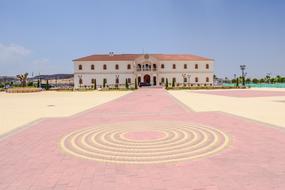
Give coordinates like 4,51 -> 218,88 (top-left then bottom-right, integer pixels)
240,65 -> 246,86
265,73 -> 271,83
16,73 -> 28,87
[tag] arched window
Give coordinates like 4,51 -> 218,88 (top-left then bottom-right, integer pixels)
127,78 -> 131,83
172,64 -> 176,69
184,64 -> 187,69
206,77 -> 209,82
153,64 -> 157,71
79,78 -> 83,84
195,77 -> 199,82
195,64 -> 198,69
161,64 -> 164,69
206,64 -> 209,69
115,64 -> 119,70
103,64 -> 107,70
127,64 -> 131,70
79,65 -> 82,70
91,78 -> 96,84
161,77 -> 165,83
91,64 -> 95,70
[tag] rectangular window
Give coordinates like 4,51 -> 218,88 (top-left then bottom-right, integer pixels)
184,64 -> 187,69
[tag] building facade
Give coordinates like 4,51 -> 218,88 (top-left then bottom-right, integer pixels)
73,53 -> 214,88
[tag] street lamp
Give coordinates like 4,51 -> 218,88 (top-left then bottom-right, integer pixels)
240,65 -> 246,86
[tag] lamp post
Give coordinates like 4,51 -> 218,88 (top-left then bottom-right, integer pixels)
240,65 -> 246,87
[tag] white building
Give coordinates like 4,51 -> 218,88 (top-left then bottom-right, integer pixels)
73,53 -> 214,88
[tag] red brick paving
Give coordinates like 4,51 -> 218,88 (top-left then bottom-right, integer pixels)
1,88 -> 285,190
192,89 -> 285,97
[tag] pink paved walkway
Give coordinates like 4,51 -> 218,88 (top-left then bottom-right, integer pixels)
192,89 -> 285,97
1,88 -> 285,190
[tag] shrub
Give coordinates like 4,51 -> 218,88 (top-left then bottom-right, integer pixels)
6,88 -> 41,93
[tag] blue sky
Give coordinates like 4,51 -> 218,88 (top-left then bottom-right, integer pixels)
0,0 -> 284,78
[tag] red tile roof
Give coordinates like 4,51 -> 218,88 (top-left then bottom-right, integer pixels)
73,53 -> 213,62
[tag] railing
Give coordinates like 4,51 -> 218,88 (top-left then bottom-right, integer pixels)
136,68 -> 157,72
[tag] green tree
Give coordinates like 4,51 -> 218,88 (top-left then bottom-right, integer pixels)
46,80 -> 49,90
37,79 -> 40,88
276,75 -> 281,83
125,78 -> 129,89
103,79 -> 106,88
165,78 -> 169,89
28,81 -> 33,87
94,79 -> 97,89
135,78 -> 138,89
265,75 -> 271,83
252,78 -> 258,83
172,78 -> 175,87
246,78 -> 251,84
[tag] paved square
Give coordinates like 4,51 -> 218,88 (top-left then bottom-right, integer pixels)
1,88 -> 285,190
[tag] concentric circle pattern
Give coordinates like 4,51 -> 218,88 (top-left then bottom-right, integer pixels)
60,121 -> 230,164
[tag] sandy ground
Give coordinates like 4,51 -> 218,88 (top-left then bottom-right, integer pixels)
169,88 -> 285,128
0,91 -> 130,135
